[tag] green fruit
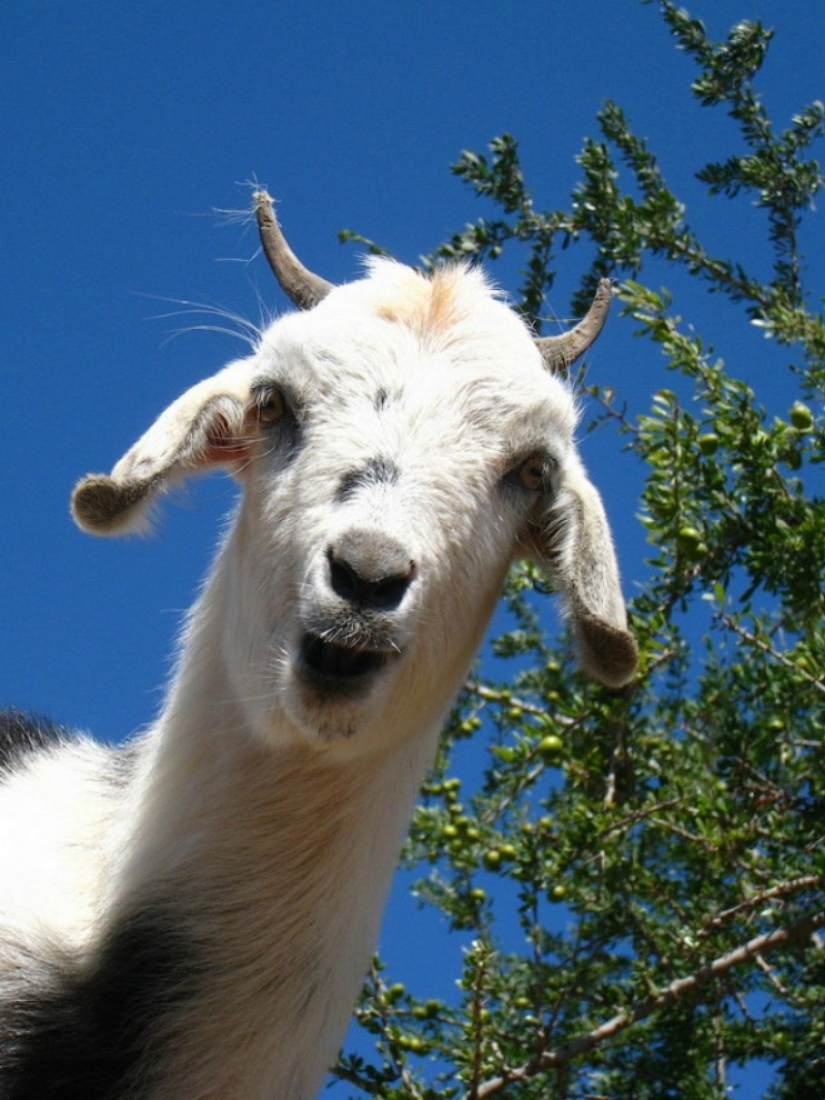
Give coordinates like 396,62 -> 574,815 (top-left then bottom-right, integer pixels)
482,849 -> 503,870
789,401 -> 814,431
412,1000 -> 440,1020
677,525 -> 702,547
676,526 -> 707,560
698,433 -> 719,455
783,448 -> 802,470
538,734 -> 563,760
398,1035 -> 427,1052
549,884 -> 567,902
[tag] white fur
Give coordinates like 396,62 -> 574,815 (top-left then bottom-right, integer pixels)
1,259 -> 634,1098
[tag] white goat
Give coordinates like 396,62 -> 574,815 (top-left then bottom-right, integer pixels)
0,192 -> 636,1100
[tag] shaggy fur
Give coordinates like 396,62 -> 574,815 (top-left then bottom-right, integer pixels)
0,711 -> 67,773
0,259 -> 636,1099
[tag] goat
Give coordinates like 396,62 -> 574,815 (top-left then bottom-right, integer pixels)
0,191 -> 637,1100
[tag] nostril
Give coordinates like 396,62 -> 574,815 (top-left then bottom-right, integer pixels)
329,554 -> 364,605
327,535 -> 415,611
371,569 -> 414,610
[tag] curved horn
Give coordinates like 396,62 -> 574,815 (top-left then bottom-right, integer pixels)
253,190 -> 335,311
535,279 -> 613,373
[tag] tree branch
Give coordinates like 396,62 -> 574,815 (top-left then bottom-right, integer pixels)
719,614 -> 825,696
467,907 -> 825,1100
699,875 -> 824,936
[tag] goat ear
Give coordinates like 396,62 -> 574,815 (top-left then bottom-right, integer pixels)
71,362 -> 252,536
537,471 -> 638,688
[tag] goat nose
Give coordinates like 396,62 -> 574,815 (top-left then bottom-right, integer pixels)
327,531 -> 415,611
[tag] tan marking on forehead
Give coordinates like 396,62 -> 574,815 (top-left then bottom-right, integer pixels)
375,268 -> 466,343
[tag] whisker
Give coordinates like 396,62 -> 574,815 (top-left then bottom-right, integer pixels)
134,292 -> 267,353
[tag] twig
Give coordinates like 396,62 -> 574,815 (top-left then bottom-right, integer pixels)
465,907 -> 825,1100
367,963 -> 428,1100
754,954 -> 794,1002
719,614 -> 825,697
466,943 -> 492,1100
699,875 -> 824,936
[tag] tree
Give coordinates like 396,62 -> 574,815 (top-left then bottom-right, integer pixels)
333,4 -> 825,1097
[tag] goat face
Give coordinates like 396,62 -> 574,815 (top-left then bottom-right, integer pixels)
72,261 -> 636,750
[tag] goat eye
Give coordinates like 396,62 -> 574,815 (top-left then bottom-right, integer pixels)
257,390 -> 287,426
518,454 -> 550,492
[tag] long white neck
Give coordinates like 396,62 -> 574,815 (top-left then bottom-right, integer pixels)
108,558 -> 445,1100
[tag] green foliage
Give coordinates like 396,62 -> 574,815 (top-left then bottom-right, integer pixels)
334,4 -> 824,1097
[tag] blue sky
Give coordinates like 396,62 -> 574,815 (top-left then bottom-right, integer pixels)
2,2 -> 823,1095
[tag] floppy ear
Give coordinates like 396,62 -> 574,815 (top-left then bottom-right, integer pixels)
71,360 -> 253,536
539,469 -> 638,688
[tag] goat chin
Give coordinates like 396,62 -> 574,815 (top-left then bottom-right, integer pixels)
2,230 -> 635,1098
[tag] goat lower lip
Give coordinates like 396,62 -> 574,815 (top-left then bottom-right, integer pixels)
300,633 -> 388,684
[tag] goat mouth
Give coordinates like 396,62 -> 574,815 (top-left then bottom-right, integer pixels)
299,632 -> 391,692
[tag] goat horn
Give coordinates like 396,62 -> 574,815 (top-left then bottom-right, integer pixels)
253,190 -> 335,311
535,279 -> 613,373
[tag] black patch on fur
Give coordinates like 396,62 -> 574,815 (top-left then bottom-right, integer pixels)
0,903 -> 201,1099
336,456 -> 400,501
374,387 -> 392,411
0,710 -> 69,774
0,710 -> 138,792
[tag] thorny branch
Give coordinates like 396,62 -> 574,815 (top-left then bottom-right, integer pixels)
464,907 -> 825,1100
698,875 -> 824,936
719,613 -> 825,696
361,963 -> 428,1100
466,945 -> 492,1100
